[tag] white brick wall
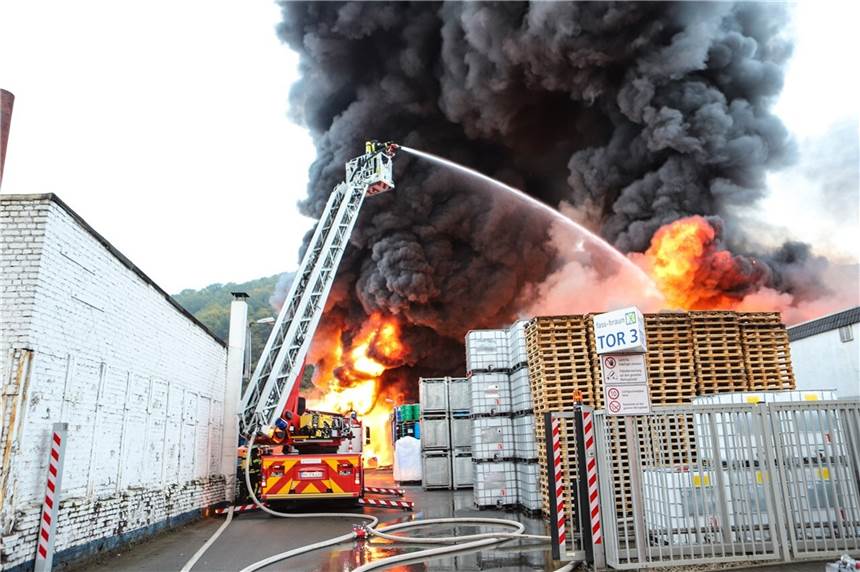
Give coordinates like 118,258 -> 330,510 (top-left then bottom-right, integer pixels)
0,194 -> 229,570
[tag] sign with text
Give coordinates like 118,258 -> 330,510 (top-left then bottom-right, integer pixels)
593,306 -> 647,354
600,353 -> 651,416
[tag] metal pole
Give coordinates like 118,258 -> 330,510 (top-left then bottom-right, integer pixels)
34,423 -> 68,572
574,405 -> 595,564
625,416 -> 648,564
544,412 -> 566,561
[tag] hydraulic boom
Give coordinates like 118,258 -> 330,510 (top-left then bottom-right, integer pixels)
238,141 -> 398,440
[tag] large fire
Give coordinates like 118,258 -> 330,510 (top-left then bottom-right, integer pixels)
308,313 -> 408,467
638,215 -> 768,310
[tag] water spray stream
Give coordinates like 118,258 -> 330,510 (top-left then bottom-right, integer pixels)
400,146 -> 658,290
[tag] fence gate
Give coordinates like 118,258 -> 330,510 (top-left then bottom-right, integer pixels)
769,400 -> 860,560
548,399 -> 860,569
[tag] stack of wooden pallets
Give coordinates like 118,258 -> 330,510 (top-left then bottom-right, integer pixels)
526,310 -> 796,521
642,313 -> 698,466
526,315 -> 593,519
690,311 -> 748,393
738,312 -> 795,390
643,313 -> 697,403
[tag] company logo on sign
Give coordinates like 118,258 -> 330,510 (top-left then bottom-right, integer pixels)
592,306 -> 647,354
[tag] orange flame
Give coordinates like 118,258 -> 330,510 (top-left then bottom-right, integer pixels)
308,313 -> 408,467
642,215 -> 767,310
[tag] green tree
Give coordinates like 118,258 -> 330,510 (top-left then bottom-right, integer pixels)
173,273 -> 291,370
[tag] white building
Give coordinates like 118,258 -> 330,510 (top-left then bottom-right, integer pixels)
788,306 -> 860,399
0,194 -> 238,570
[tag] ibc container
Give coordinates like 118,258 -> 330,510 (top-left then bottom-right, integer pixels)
420,378 -> 448,413
507,320 -> 528,370
466,329 -> 509,373
516,462 -> 541,512
693,389 -> 839,462
470,372 -> 511,416
473,461 -> 517,508
422,451 -> 451,490
642,467 -> 723,544
421,415 -> 450,450
513,414 -> 537,460
727,464 -> 860,542
472,416 -> 515,461
692,389 -> 836,406
452,451 -> 474,490
509,367 -> 532,413
450,415 -> 472,449
447,377 -> 471,412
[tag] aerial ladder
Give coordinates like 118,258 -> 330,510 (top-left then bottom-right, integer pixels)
236,141 -> 399,503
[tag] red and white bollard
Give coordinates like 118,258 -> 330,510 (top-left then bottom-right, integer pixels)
544,413 -> 566,561
362,486 -> 405,496
357,498 -> 414,510
582,409 -> 602,546
34,423 -> 68,572
214,503 -> 260,515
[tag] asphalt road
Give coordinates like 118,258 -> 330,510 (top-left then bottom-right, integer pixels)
74,469 -> 837,572
76,469 -> 552,572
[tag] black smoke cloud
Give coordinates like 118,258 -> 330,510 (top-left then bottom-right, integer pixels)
278,1 -> 809,368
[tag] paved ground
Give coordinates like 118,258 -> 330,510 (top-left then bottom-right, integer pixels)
76,469 -> 552,571
74,469 -> 840,572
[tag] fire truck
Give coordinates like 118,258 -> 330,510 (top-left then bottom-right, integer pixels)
237,141 -> 398,503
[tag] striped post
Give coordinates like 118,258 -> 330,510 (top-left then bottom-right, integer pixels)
544,412 -> 566,560
358,498 -> 414,510
582,409 -> 602,546
214,503 -> 260,515
363,486 -> 405,496
34,423 -> 68,572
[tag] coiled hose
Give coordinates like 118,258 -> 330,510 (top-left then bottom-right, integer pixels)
180,435 -> 572,572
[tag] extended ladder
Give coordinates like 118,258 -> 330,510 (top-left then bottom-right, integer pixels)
239,146 -> 395,437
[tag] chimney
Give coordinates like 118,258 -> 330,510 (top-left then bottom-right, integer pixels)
0,89 -> 13,189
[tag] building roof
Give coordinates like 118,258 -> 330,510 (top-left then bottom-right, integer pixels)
0,193 -> 227,348
788,306 -> 860,342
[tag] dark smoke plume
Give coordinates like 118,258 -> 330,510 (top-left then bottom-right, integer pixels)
278,2 -> 823,369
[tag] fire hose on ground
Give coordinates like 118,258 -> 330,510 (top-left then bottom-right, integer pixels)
178,434 -> 578,572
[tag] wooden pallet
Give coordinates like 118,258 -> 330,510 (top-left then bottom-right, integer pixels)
527,316 -> 597,412
602,417 -> 634,518
737,312 -> 783,326
644,313 -> 697,403
527,316 -> 595,519
690,311 -> 748,394
637,414 -> 697,467
738,313 -> 795,390
526,309 -> 799,523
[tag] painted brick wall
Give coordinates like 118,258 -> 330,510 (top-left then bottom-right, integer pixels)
0,195 -> 229,570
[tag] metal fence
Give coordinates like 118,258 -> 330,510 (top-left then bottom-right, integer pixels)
549,399 -> 860,569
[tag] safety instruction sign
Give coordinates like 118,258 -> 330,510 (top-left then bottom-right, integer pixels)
600,353 -> 651,415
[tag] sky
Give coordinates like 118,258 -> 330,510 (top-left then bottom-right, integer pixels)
0,1 -> 858,293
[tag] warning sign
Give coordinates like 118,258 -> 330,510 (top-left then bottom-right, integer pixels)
600,353 -> 651,416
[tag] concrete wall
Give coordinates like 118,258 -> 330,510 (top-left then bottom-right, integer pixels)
0,194 -> 229,570
791,326 -> 860,399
